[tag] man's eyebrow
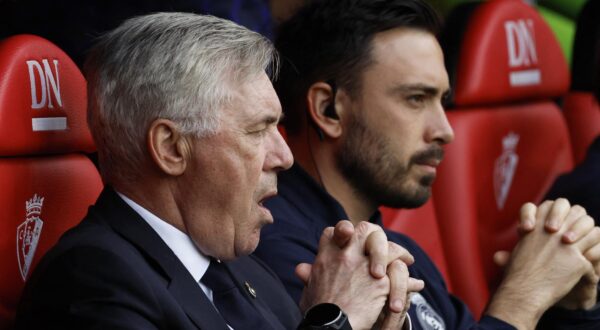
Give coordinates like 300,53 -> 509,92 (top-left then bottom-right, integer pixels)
252,113 -> 282,126
391,84 -> 450,96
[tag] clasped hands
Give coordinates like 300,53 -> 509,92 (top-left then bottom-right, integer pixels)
295,199 -> 600,330
297,220 -> 421,330
488,198 -> 600,329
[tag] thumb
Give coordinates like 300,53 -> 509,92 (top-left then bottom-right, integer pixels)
295,263 -> 312,285
493,250 -> 511,267
332,220 -> 355,248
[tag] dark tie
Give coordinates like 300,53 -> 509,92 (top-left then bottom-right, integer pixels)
202,258 -> 270,329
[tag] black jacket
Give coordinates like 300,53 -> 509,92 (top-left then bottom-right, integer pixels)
16,187 -> 302,329
255,163 -> 600,330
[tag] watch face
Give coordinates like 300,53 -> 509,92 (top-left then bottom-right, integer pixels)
306,303 -> 340,324
304,303 -> 349,329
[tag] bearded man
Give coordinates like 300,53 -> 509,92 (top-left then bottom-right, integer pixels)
254,0 -> 600,329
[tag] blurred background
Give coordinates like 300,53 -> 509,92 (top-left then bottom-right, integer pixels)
0,0 -> 588,68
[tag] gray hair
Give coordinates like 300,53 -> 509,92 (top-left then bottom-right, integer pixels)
85,12 -> 278,184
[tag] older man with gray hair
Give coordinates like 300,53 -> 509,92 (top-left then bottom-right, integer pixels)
15,12 -> 421,330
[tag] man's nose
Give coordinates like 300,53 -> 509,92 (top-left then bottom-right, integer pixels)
265,128 -> 294,171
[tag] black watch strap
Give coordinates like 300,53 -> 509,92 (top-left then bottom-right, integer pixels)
298,303 -> 352,330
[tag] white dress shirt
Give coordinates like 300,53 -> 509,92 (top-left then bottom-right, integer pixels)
117,192 -> 408,329
116,192 -> 213,301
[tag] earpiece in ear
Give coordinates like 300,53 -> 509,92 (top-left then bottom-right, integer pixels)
324,79 -> 339,119
309,79 -> 338,141
324,103 -> 339,119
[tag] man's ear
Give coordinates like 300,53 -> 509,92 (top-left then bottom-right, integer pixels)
306,81 -> 345,139
147,119 -> 189,176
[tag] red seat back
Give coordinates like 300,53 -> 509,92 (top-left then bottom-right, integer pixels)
563,93 -> 600,163
436,0 -> 572,316
0,35 -> 103,328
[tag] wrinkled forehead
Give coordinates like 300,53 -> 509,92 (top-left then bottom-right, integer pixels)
220,72 -> 282,125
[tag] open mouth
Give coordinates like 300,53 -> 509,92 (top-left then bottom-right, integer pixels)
258,190 -> 278,207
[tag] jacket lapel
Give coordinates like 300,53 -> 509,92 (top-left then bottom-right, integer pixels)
92,187 -> 229,330
225,260 -> 283,330
167,271 -> 229,330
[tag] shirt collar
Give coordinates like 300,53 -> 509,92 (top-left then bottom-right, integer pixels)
116,192 -> 210,283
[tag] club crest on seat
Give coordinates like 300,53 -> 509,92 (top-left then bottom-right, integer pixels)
17,194 -> 45,281
494,132 -> 520,210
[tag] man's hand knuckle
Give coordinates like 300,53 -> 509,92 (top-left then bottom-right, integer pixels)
591,226 -> 600,239
572,204 -> 586,215
556,197 -> 570,206
379,277 -> 391,291
392,259 -> 407,271
584,249 -> 596,260
388,242 -> 399,253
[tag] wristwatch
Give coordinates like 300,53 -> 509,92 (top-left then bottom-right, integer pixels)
298,303 -> 352,329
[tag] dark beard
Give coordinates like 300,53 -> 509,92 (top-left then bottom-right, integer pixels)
336,115 -> 443,209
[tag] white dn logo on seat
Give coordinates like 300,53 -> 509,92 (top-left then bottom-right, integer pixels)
26,59 -> 62,109
504,19 -> 541,87
25,59 -> 68,131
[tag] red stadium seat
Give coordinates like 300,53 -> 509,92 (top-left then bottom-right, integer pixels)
0,35 -> 103,328
381,198 -> 452,289
562,0 -> 600,164
563,93 -> 599,164
436,0 -> 573,316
